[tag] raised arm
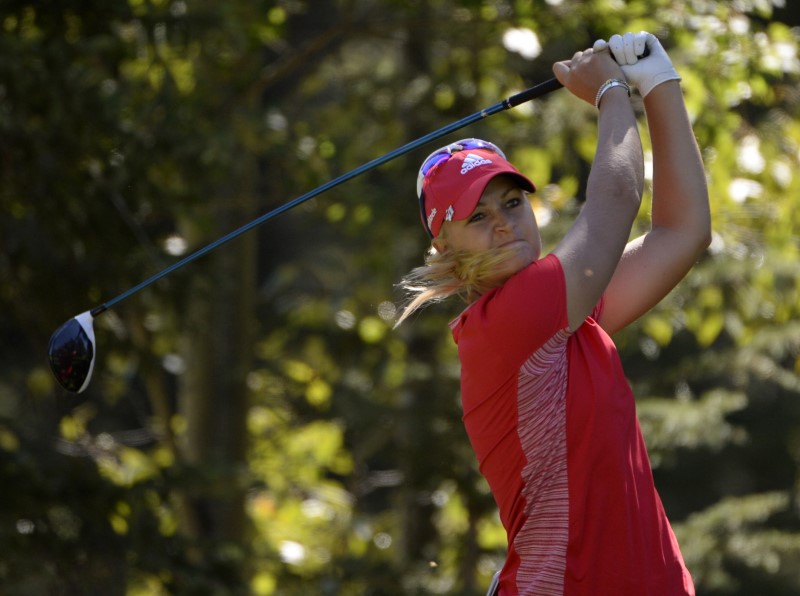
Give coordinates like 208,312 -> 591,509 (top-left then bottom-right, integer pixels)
552,49 -> 644,331
598,33 -> 712,335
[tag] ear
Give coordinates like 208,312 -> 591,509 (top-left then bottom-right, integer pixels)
432,237 -> 447,254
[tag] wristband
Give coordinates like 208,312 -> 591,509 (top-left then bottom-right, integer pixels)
595,78 -> 631,109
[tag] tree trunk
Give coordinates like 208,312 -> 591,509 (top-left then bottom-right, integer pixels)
178,159 -> 257,570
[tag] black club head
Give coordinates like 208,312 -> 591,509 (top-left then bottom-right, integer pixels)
48,312 -> 96,393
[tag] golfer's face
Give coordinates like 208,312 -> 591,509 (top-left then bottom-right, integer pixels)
437,175 -> 541,274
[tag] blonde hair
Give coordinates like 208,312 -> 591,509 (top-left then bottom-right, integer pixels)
394,242 -> 520,327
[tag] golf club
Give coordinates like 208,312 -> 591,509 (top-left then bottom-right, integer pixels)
48,76 -> 567,393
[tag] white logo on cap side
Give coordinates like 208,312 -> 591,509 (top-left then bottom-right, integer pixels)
461,153 -> 493,175
427,207 -> 437,229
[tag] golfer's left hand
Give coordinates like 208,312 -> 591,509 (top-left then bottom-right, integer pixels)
594,32 -> 681,97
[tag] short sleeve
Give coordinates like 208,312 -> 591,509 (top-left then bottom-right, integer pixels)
451,254 -> 570,388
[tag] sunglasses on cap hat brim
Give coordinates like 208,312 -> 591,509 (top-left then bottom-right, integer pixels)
416,139 -> 508,238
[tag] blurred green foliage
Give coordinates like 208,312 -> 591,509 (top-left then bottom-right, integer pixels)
1,0 -> 800,594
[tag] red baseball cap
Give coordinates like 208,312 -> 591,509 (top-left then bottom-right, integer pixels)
418,145 -> 535,238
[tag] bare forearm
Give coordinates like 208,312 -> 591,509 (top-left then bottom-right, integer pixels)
581,86 -> 644,268
645,81 -> 711,245
589,87 -> 645,216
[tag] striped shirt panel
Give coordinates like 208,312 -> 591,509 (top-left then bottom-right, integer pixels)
514,329 -> 571,595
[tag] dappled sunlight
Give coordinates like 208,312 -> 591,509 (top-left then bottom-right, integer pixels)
2,0 -> 800,593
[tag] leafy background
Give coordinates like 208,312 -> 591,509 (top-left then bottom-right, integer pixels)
1,0 -> 800,594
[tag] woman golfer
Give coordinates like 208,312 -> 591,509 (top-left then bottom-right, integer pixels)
398,32 -> 709,595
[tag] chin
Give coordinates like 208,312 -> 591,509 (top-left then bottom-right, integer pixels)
512,245 -> 538,268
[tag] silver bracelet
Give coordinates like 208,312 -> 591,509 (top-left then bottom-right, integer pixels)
595,78 -> 631,109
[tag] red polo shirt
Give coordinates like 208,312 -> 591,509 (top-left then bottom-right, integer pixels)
450,254 -> 693,595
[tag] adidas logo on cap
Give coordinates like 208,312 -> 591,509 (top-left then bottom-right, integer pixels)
460,153 -> 493,175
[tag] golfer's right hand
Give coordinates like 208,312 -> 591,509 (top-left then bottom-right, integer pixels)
553,48 -> 626,107
596,32 -> 681,97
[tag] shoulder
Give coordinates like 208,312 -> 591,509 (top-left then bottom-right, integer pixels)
463,253 -> 564,320
451,254 -> 569,364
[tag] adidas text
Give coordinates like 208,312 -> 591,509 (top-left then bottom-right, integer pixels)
461,153 -> 493,174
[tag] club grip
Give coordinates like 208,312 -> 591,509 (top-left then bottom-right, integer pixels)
505,78 -> 563,108
505,43 -> 650,109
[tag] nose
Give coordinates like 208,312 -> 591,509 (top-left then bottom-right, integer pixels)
492,209 -> 514,234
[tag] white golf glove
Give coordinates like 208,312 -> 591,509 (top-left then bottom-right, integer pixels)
593,32 -> 680,97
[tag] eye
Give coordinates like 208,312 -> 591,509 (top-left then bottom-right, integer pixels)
506,196 -> 523,208
467,211 -> 485,224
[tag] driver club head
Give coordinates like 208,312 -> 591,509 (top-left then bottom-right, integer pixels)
48,311 -> 96,393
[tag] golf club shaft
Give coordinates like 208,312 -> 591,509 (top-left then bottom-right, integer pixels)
90,77 -> 563,317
